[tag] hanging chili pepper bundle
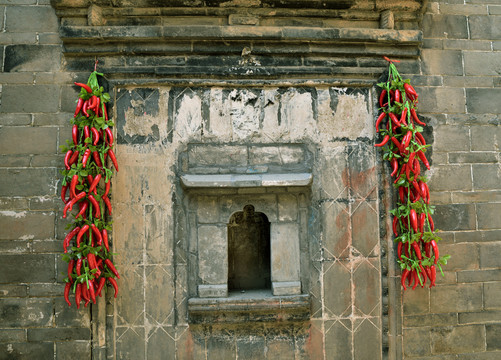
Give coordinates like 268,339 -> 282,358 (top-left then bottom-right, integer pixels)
59,62 -> 120,307
375,57 -> 449,290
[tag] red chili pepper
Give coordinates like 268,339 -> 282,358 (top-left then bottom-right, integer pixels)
64,150 -> 73,170
430,265 -> 436,287
96,277 -> 106,297
74,82 -> 92,93
419,263 -> 427,287
394,89 -> 401,103
410,209 -> 418,233
389,113 -> 400,128
82,100 -> 90,118
402,131 -> 412,149
74,98 -> 84,118
88,194 -> 101,219
400,107 -> 408,126
102,229 -> 110,252
394,163 -> 406,184
92,151 -> 103,168
91,224 -> 103,246
82,148 -> 91,168
75,201 -> 88,221
399,187 -> 406,203
88,253 -> 100,277
428,214 -> 435,232
389,158 -> 398,177
415,132 -> 426,146
108,277 -> 119,298
419,213 -> 426,234
95,97 -> 101,114
423,182 -> 430,204
103,180 -> 110,198
404,83 -> 418,100
103,103 -> 108,121
401,269 -> 410,290
391,137 -> 402,152
70,174 -> 78,198
88,95 -> 97,111
91,127 -> 100,146
76,258 -> 82,277
430,240 -> 439,264
105,259 -> 120,279
411,241 -> 422,260
75,283 -> 82,309
102,195 -> 112,216
76,224 -> 89,247
66,262 -> 75,287
108,149 -> 119,172
412,269 -> 419,290
375,135 -> 390,147
410,108 -> 426,126
69,150 -> 79,167
417,150 -> 431,170
89,174 -> 101,193
105,128 -> 114,146
64,282 -> 72,307
412,158 -> 421,177
397,241 -> 403,260
406,162 -> 412,181
63,191 -> 86,218
393,216 -> 399,236
375,112 -> 386,133
379,89 -> 388,107
88,280 -> 96,304
64,226 -> 80,253
61,185 -> 69,204
424,242 -> 431,258
81,283 -> 90,306
383,56 -> 400,63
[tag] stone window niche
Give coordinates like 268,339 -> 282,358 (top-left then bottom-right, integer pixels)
183,154 -> 312,323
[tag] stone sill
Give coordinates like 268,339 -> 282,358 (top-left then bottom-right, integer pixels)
60,25 -> 421,45
188,290 -> 310,324
180,173 -> 312,188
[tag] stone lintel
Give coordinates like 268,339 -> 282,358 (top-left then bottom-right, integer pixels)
272,281 -> 302,296
198,284 -> 228,298
188,290 -> 310,324
181,173 -> 312,188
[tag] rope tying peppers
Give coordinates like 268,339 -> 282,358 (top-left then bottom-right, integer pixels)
60,64 -> 120,308
375,58 -> 449,290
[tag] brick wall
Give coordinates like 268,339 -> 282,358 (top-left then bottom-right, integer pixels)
0,1 -> 92,358
0,0 -> 500,359
401,1 -> 501,358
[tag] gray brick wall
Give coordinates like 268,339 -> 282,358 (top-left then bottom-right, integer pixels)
0,1 -> 91,359
0,0 -> 500,359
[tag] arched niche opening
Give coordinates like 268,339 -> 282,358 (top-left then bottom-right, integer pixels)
227,205 -> 271,292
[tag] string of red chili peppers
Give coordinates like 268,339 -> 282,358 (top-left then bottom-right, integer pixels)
375,57 -> 449,290
60,63 -> 120,308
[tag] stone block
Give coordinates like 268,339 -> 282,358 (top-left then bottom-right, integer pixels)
477,203 -> 501,230
458,269 -> 501,283
198,284 -> 227,298
145,265 -> 175,324
220,194 -> 277,222
417,87 -> 466,113
0,210 -> 55,240
113,204 -> 144,265
0,127 -> 57,155
428,165 -> 472,191
473,165 -> 501,190
55,298 -> 90,328
479,242 -> 501,268
422,14 -> 468,39
430,284 -> 483,313
322,202 -> 351,258
433,125 -> 470,152
464,51 -> 501,76
317,146 -> 348,200
272,281 -> 301,296
469,15 -> 501,39
28,327 -> 90,342
0,284 -> 28,297
421,49 -> 463,76
353,319 -> 381,360
207,335 -> 236,360
0,329 -> 26,342
439,243 -> 479,271
115,326 -> 145,360
0,342 -> 53,359
4,45 -> 61,72
467,88 -> 501,114
485,324 -> 501,351
0,113 -> 32,126
278,88 -> 316,141
353,259 -> 380,316
56,341 -> 91,360
432,204 -> 476,231
198,225 -> 227,285
145,205 -> 173,264
188,144 -> 247,168
403,328 -> 431,357
5,5 -> 58,32
0,254 -> 55,283
449,152 -> 497,164
277,194 -> 298,222
115,266 -> 144,327
324,320 -> 352,359
471,126 -> 501,151
0,85 -> 60,113
329,89 -> 372,140
146,327 -> 175,359
485,282 -> 501,310
0,298 -> 53,327
404,313 -> 457,328
403,286 -> 430,314
271,223 -> 300,283
459,310 -> 501,324
348,143 -> 376,199
323,260 -> 351,316
352,201 -> 379,257
249,145 -> 305,167
28,283 -> 64,297
197,196 -> 219,224
431,325 -> 485,354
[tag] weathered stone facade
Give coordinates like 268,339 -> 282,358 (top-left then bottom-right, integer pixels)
0,0 -> 500,359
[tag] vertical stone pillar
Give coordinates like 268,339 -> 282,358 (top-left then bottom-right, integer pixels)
270,223 -> 301,295
198,225 -> 228,297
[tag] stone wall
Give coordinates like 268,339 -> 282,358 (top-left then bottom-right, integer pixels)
0,0 -> 499,359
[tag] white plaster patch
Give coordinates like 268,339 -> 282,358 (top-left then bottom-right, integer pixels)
280,89 -> 316,141
229,89 -> 261,140
0,211 -> 27,218
332,93 -> 372,140
175,91 -> 203,142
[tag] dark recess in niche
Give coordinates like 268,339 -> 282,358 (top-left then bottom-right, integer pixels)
228,205 -> 271,291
